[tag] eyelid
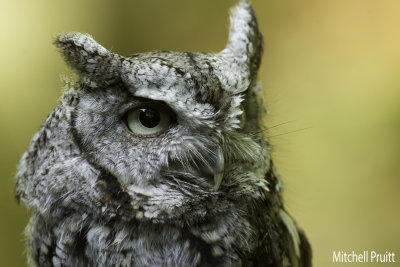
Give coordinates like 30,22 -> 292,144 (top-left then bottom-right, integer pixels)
120,97 -> 174,115
118,97 -> 162,118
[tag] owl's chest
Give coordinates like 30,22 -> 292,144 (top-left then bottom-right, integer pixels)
81,221 -> 245,267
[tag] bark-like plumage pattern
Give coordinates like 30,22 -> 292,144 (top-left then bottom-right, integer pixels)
16,1 -> 312,266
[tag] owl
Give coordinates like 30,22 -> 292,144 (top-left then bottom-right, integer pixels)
15,1 -> 312,266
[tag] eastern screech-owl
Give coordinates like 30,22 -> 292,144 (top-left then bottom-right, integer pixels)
16,1 -> 312,266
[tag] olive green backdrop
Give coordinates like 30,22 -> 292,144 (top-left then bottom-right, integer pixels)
1,1 -> 400,266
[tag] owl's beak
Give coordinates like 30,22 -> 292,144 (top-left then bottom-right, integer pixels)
213,148 -> 225,191
196,147 -> 224,191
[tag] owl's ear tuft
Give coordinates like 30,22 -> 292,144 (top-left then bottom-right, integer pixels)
215,1 -> 263,94
55,32 -> 121,86
224,0 -> 263,74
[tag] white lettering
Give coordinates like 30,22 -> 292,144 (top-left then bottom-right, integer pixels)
332,250 -> 395,263
333,251 -> 342,263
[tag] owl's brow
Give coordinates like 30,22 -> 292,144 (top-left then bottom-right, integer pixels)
139,55 -> 188,77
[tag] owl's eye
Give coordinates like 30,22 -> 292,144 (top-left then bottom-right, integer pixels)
126,104 -> 174,136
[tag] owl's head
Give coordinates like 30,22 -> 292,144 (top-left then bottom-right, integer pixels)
17,1 -> 271,224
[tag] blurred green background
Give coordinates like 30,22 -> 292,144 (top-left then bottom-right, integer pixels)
1,0 -> 400,266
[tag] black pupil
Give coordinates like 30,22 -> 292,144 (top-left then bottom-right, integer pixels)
139,108 -> 160,128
